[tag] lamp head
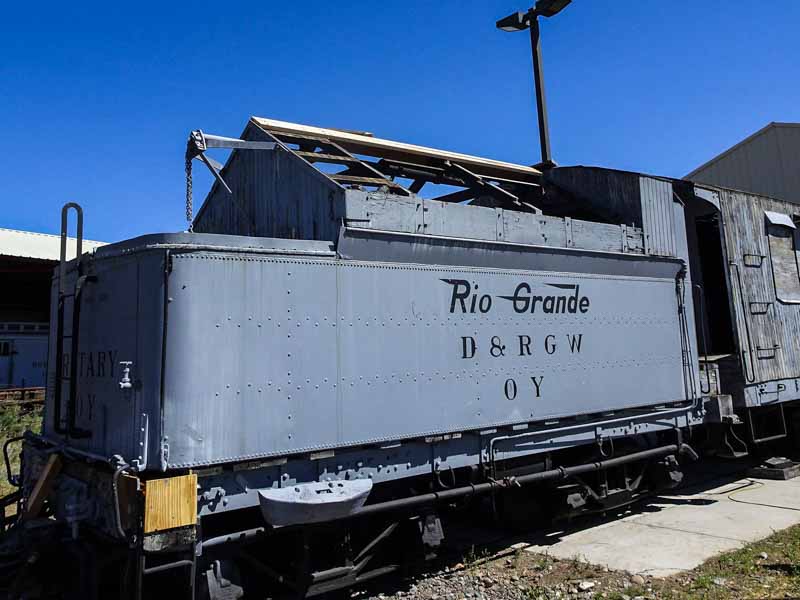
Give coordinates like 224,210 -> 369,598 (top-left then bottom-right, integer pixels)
496,11 -> 529,32
533,0 -> 572,17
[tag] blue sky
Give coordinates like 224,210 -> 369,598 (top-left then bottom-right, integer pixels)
2,0 -> 799,242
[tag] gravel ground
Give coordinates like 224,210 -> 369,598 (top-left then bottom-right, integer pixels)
351,524 -> 800,600
353,544 -> 657,600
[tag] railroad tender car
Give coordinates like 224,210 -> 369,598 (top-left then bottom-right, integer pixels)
5,118 -> 710,599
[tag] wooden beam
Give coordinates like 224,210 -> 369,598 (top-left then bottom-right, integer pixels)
251,117 -> 541,183
330,174 -> 404,187
447,162 -> 520,204
23,454 -> 62,520
433,189 -> 478,203
294,151 -> 359,164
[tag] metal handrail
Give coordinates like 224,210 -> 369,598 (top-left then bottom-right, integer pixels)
2,436 -> 24,488
59,203 -> 83,294
487,399 -> 699,476
729,262 -> 756,383
693,284 -> 712,395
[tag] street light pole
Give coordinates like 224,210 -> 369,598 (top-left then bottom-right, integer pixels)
528,15 -> 552,168
496,0 -> 571,169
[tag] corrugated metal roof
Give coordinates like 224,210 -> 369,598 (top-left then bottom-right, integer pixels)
685,123 -> 800,205
0,228 -> 106,262
686,123 -> 777,179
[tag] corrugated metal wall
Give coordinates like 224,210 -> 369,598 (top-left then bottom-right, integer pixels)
688,124 -> 800,205
640,177 -> 679,257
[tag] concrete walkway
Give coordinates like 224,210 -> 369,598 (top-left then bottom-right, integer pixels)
524,467 -> 800,577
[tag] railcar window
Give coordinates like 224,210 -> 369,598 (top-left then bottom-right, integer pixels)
767,222 -> 800,303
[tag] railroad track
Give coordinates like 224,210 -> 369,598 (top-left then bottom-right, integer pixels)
0,388 -> 44,407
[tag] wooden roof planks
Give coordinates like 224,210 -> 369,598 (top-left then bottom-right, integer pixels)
250,117 -> 541,184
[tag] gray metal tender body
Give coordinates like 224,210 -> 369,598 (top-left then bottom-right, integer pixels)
44,120 -> 703,517
51,227 -> 692,466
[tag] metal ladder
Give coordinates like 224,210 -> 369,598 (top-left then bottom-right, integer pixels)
53,203 -> 92,438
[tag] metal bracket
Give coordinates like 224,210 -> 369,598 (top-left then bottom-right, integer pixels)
749,301 -> 773,315
186,130 -> 276,195
743,253 -> 766,268
564,217 -> 573,248
184,130 -> 277,230
756,344 -> 780,360
132,412 -> 149,471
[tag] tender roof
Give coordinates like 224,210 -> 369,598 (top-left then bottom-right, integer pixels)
251,117 -> 541,182
0,228 -> 106,262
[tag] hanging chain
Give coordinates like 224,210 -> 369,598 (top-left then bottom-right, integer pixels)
185,155 -> 194,232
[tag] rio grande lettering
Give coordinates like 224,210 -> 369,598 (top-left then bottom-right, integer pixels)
442,279 -> 590,315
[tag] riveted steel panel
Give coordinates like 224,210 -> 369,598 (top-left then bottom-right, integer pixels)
162,243 -> 692,469
43,251 -> 165,466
